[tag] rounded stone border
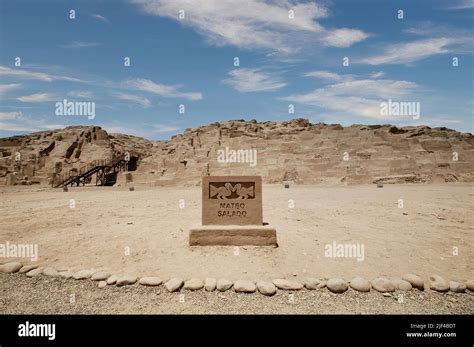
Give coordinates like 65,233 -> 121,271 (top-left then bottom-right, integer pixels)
1,262 -> 473,296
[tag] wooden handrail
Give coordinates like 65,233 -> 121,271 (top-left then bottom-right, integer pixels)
52,153 -> 127,187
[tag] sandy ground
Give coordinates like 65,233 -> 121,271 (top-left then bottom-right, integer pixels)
0,184 -> 472,283
1,273 -> 472,314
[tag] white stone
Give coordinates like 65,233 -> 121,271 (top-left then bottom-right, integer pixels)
372,278 -> 395,293
449,281 -> 466,293
183,278 -> 204,291
402,273 -> 425,290
91,272 -> 111,281
106,274 -> 118,285
42,267 -> 60,277
350,277 -> 371,292
59,271 -> 74,279
165,278 -> 183,292
391,278 -> 412,291
139,277 -> 163,286
73,269 -> 96,280
272,279 -> 303,290
326,278 -> 349,293
466,280 -> 474,292
0,262 -> 22,273
26,267 -> 43,277
304,278 -> 320,290
429,275 -> 449,292
19,265 -> 38,273
257,281 -> 276,296
204,278 -> 217,291
116,275 -> 138,287
234,280 -> 256,293
216,279 -> 233,292
98,281 -> 107,288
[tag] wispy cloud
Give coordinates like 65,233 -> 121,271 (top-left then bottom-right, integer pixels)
67,91 -> 94,98
92,14 -> 110,23
304,70 -> 350,82
151,123 -> 180,133
223,68 -> 286,92
0,111 -> 22,120
282,71 -> 419,119
101,123 -> 179,137
17,93 -> 57,103
114,92 -> 151,108
370,71 -> 385,79
0,66 -> 82,82
443,0 -> 474,10
124,78 -> 202,100
59,41 -> 100,49
359,37 -> 455,65
0,112 -> 64,132
0,83 -> 21,95
131,0 -> 369,53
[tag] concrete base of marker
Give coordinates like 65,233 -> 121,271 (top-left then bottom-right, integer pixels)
189,225 -> 277,246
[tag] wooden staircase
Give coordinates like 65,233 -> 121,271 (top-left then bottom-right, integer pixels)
52,154 -> 128,188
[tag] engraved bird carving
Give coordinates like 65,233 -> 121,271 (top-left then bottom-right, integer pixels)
210,182 -> 234,199
233,183 -> 254,199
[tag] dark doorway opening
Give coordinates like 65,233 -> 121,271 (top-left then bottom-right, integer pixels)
128,156 -> 138,171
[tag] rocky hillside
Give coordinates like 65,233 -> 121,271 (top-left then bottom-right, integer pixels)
1,119 -> 473,186
0,126 -> 152,186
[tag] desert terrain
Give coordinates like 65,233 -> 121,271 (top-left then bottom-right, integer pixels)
0,120 -> 473,314
0,183 -> 471,281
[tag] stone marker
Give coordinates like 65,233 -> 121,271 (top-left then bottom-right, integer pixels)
189,176 -> 277,246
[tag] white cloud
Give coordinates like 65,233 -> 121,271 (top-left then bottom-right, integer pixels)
0,83 -> 21,94
304,70 -> 350,82
0,112 -> 64,132
223,68 -> 286,92
68,91 -> 94,98
323,28 -> 370,48
444,0 -> 474,9
92,14 -> 110,23
60,41 -> 100,49
282,73 -> 420,119
114,92 -> 151,108
17,93 -> 57,103
0,122 -> 64,132
151,124 -> 180,133
0,66 -> 82,82
124,78 -> 202,100
131,0 -> 369,52
0,111 -> 22,120
370,71 -> 385,79
359,38 -> 453,65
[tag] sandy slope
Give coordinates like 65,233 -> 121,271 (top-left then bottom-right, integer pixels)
0,184 -> 472,283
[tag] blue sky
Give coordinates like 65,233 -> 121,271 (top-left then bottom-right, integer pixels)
0,0 -> 473,139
